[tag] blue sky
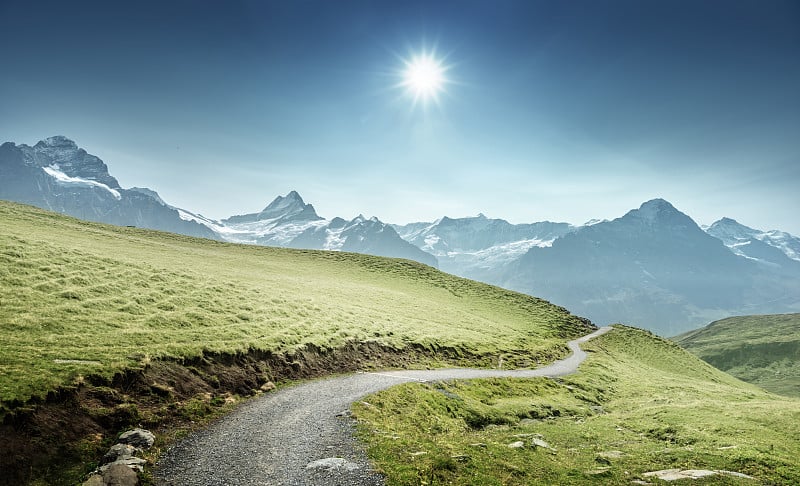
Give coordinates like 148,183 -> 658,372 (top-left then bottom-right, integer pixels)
1,0 -> 798,233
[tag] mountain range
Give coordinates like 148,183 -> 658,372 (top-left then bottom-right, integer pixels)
3,136 -> 799,335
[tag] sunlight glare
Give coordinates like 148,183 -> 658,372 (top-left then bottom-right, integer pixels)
402,53 -> 446,104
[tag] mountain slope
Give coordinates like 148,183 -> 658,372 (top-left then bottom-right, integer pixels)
503,199 -> 800,335
0,199 -> 592,406
675,313 -> 800,397
0,137 -> 217,239
355,325 -> 800,484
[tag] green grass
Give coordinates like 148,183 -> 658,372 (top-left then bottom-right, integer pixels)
353,326 -> 800,485
675,313 -> 800,397
0,200 -> 590,406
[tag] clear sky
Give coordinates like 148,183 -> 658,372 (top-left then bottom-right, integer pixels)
1,0 -> 798,233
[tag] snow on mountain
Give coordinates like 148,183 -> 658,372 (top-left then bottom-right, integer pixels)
42,164 -> 121,200
707,217 -> 800,263
0,136 -> 218,239
218,193 -> 438,267
503,199 -> 800,336
219,192 -> 327,245
393,214 -> 573,279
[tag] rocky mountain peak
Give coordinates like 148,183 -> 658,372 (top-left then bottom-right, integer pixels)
36,135 -> 78,149
223,191 -> 322,224
620,198 -> 697,230
262,190 -> 307,214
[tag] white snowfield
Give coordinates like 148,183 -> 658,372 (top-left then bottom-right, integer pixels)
42,165 -> 121,200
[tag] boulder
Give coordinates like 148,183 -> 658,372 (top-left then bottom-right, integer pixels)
82,474 -> 104,486
531,438 -> 553,450
117,429 -> 155,449
102,463 -> 139,486
102,444 -> 138,464
99,457 -> 147,474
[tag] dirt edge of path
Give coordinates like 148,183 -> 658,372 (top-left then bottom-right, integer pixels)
1,334 -> 587,486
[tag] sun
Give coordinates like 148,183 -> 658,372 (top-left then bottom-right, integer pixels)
399,51 -> 449,105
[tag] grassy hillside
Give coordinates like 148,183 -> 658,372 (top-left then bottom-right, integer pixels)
0,200 -> 591,407
354,326 -> 800,485
675,313 -> 800,397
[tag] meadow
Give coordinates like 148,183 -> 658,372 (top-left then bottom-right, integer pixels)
0,200 -> 590,407
354,326 -> 800,485
675,313 -> 800,397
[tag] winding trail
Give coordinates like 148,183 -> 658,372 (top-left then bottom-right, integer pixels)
155,326 -> 613,486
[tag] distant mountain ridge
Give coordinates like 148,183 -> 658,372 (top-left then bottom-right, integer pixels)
0,136 -> 217,239
218,192 -> 438,267
501,199 -> 786,335
393,215 -> 574,282
706,217 -> 800,270
0,136 -> 437,267
3,136 -> 799,335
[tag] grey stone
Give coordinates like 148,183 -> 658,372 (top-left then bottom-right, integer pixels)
102,463 -> 139,486
118,428 -> 155,449
82,474 -> 104,486
305,457 -> 360,471
103,444 -> 138,464
507,441 -> 525,448
99,457 -> 147,474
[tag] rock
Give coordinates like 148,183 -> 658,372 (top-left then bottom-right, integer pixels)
531,438 -> 553,450
82,474 -> 104,486
410,451 -> 427,456
117,429 -> 155,449
99,457 -> 147,474
598,450 -> 624,459
507,441 -> 525,448
102,444 -> 138,464
642,469 -> 754,481
102,463 -> 139,486
305,457 -> 360,471
469,443 -> 487,448
589,405 -> 605,414
335,410 -> 351,418
260,381 -> 276,392
451,454 -> 470,463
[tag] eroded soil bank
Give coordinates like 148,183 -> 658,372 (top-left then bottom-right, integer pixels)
1,340 -> 570,485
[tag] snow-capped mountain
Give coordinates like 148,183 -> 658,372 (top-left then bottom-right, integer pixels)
706,217 -> 800,267
393,214 -> 573,281
0,136 -> 217,239
219,191 -> 327,246
218,191 -> 438,267
501,199 -> 800,336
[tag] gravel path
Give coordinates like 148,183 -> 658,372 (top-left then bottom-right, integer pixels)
155,326 -> 612,486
